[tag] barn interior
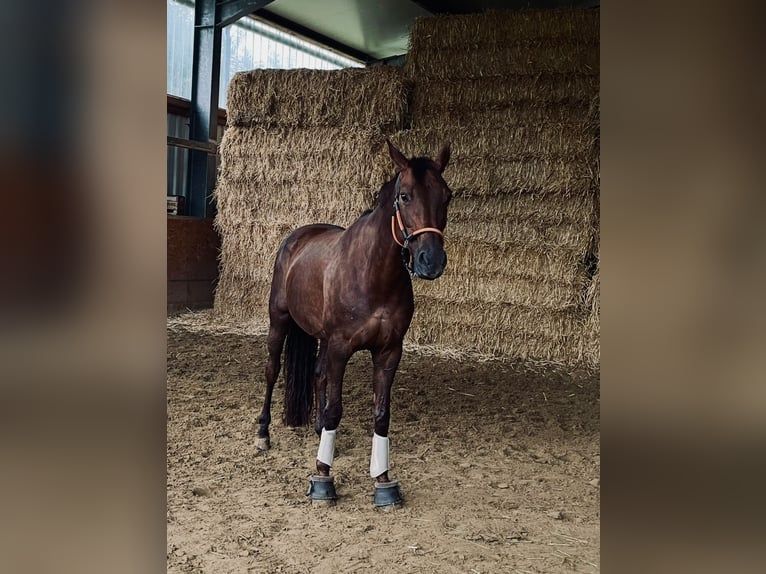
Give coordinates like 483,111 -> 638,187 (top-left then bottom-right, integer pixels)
167,2 -> 600,571
168,0 -> 600,367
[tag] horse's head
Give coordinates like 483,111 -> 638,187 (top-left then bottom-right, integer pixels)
387,139 -> 452,280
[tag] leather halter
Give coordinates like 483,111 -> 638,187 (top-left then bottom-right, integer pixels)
390,174 -> 444,273
390,174 -> 444,248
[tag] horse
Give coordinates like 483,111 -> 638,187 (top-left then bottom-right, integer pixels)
255,139 -> 452,507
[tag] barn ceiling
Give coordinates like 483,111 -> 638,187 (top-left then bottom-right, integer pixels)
258,0 -> 600,63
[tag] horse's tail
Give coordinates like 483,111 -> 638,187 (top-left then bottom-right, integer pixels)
282,321 -> 317,427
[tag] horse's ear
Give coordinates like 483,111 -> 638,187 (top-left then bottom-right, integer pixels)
434,142 -> 451,174
386,139 -> 409,172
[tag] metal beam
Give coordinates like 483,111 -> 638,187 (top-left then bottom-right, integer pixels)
258,9 -> 373,64
186,0 -> 275,218
218,0 -> 275,29
167,136 -> 219,154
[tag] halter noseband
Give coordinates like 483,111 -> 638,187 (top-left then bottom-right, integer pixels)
390,174 -> 445,274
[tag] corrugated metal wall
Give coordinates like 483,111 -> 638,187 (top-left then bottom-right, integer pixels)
167,113 -> 189,198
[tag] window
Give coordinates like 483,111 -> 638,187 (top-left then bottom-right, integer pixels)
166,0 -> 363,106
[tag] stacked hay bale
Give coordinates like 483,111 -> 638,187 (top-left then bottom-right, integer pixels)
214,68 -> 406,321
394,9 -> 600,365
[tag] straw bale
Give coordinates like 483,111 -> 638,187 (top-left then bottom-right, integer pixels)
446,216 -> 592,252
449,193 -> 597,230
393,125 -> 597,162
410,75 -> 598,124
406,154 -> 594,197
578,252 -> 600,366
213,273 -> 271,321
391,128 -> 596,196
412,99 -> 593,129
406,297 -> 589,363
216,126 -> 393,193
408,39 -> 598,79
442,238 -> 587,285
408,9 -> 599,52
412,297 -> 583,335
414,268 -> 587,310
585,265 -> 600,323
226,67 -> 409,130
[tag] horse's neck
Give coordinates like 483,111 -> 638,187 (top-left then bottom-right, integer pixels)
348,195 -> 407,281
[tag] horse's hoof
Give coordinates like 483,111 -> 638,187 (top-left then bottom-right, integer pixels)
373,480 -> 403,509
255,437 -> 270,451
307,475 -> 337,506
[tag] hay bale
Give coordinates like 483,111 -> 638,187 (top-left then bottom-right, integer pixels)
408,9 -> 599,52
213,273 -> 272,321
391,128 -> 596,197
447,216 -> 592,252
407,10 -> 599,79
217,126 -> 393,192
411,102 -> 593,130
430,238 -> 586,286
406,298 -> 589,363
581,250 -> 600,366
449,193 -> 597,230
226,67 -> 409,130
416,269 -> 586,310
409,75 -> 598,128
394,124 -> 596,161
408,39 -> 598,79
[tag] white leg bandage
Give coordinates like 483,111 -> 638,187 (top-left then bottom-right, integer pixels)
370,433 -> 390,478
317,428 -> 336,467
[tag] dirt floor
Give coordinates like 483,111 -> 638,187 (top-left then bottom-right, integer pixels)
167,317 -> 600,573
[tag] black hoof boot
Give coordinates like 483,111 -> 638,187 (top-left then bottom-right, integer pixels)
307,475 -> 337,507
373,480 -> 403,509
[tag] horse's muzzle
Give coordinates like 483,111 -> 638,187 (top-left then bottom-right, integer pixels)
413,246 -> 447,280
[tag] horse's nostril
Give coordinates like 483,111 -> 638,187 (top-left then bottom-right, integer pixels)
418,250 -> 429,266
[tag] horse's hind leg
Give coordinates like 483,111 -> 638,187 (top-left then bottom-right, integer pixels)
256,309 -> 289,450
313,340 -> 328,437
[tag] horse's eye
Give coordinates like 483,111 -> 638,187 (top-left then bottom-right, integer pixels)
400,193 -> 410,203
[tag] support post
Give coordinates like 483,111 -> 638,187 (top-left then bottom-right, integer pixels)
186,0 -> 275,218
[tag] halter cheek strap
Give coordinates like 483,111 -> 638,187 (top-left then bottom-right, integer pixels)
390,174 -> 444,249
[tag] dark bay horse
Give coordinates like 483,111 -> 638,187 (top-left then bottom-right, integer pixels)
256,140 -> 452,507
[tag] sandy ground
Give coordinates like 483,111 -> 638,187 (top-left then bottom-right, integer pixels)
167,318 -> 599,573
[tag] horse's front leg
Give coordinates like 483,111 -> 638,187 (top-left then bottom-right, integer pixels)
370,343 -> 404,507
307,340 -> 350,505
